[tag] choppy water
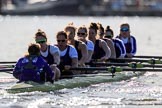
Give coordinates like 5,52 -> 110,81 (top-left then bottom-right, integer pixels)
0,16 -> 162,108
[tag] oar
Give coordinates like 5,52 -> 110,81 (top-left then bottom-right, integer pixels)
87,62 -> 162,68
0,68 -> 13,72
0,61 -> 16,64
70,67 -> 162,72
133,55 -> 162,59
108,58 -> 162,65
61,74 -> 112,78
70,66 -> 161,77
0,68 -> 13,74
0,65 -> 15,68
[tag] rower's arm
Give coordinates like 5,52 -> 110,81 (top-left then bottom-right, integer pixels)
50,45 -> 60,65
118,40 -> 126,58
13,60 -> 22,79
52,51 -> 60,65
86,50 -> 93,62
100,40 -> 111,60
72,57 -> 78,68
106,39 -> 116,58
43,61 -> 54,83
78,43 -> 88,66
130,36 -> 137,56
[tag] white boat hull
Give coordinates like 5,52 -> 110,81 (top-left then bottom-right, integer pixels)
7,71 -> 145,93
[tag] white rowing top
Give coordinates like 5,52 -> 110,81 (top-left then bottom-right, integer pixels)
60,45 -> 78,58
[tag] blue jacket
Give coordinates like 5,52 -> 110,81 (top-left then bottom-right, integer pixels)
13,56 -> 54,83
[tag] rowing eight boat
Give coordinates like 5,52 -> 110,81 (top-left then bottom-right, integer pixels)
3,56 -> 162,93
7,70 -> 145,93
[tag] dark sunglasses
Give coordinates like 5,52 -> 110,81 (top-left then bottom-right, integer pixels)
77,32 -> 86,36
57,40 -> 66,42
105,32 -> 113,37
36,39 -> 46,44
120,28 -> 129,32
105,35 -> 112,38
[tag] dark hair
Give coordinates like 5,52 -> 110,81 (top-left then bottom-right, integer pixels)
78,25 -> 87,34
56,31 -> 67,39
35,29 -> 47,40
120,23 -> 130,29
97,23 -> 104,36
89,22 -> 98,33
28,43 -> 40,55
105,26 -> 114,36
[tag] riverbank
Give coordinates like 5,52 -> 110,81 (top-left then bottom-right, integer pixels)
1,0 -> 162,16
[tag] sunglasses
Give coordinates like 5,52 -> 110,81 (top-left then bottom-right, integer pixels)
77,32 -> 86,36
57,40 -> 66,42
36,39 -> 46,44
120,28 -> 129,32
105,32 -> 112,37
105,35 -> 112,38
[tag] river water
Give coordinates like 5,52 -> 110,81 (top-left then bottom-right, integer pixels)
0,16 -> 162,108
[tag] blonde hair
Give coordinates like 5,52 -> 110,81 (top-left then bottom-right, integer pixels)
64,22 -> 76,33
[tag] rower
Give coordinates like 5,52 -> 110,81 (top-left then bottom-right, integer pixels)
97,23 -> 116,58
56,31 -> 78,77
116,23 -> 137,58
104,26 -> 126,58
35,29 -> 60,81
88,22 -> 111,61
64,23 -> 88,67
13,43 -> 54,83
77,25 -> 94,63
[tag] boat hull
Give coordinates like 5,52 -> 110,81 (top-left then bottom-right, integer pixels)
7,71 -> 145,93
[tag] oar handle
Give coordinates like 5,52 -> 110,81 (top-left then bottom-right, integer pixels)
0,68 -> 13,72
0,65 -> 15,68
0,62 -> 16,64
